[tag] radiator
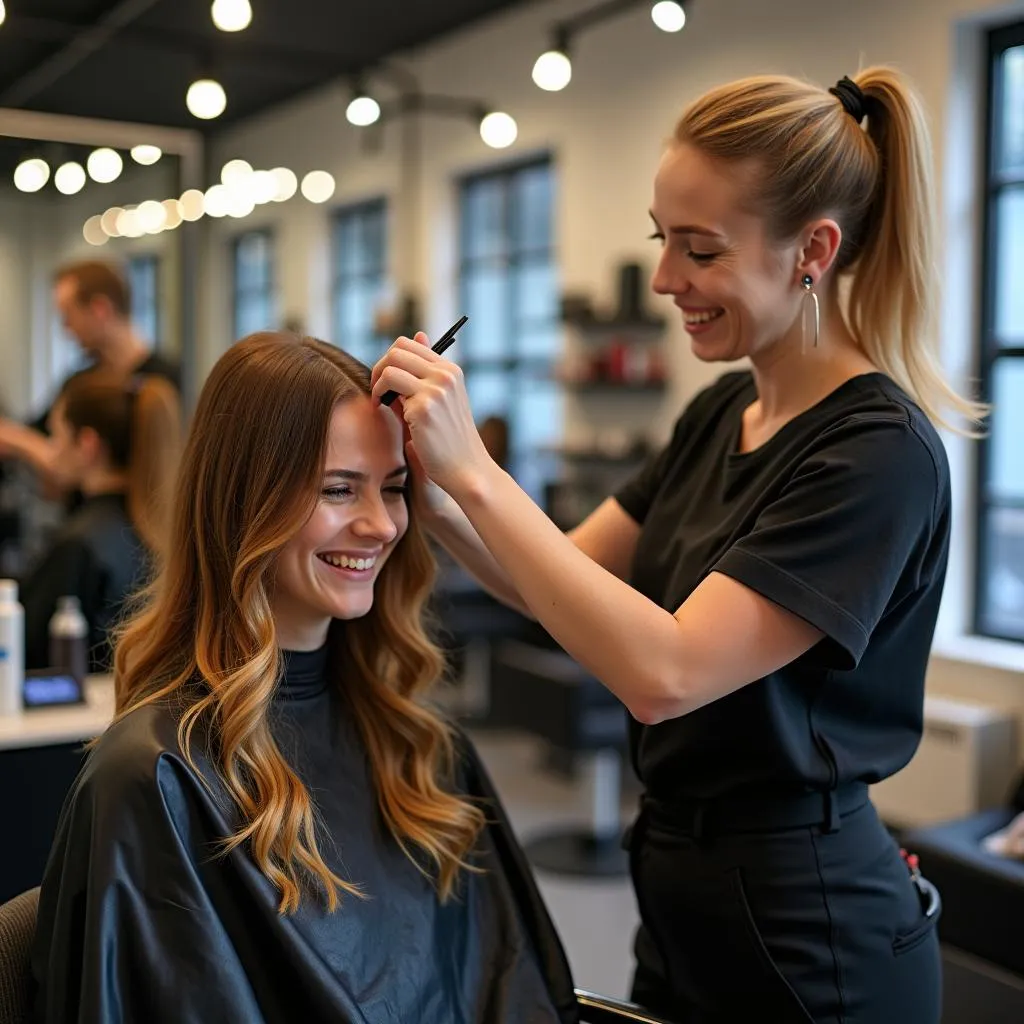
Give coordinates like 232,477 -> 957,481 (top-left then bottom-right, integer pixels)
870,695 -> 1019,829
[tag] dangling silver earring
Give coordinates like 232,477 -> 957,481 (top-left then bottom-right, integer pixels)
801,274 -> 819,354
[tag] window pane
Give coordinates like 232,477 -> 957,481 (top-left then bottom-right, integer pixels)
979,506 -> 1024,640
338,284 -> 371,346
236,297 -> 268,338
514,261 -> 557,327
465,369 -> 511,422
462,177 -> 506,261
335,216 -> 361,276
514,375 -> 561,450
362,205 -> 386,273
995,188 -> 1024,344
988,359 -> 1024,501
514,163 -> 552,253
128,256 -> 159,344
518,323 -> 560,361
998,45 -> 1024,174
236,232 -> 270,289
463,266 -> 509,361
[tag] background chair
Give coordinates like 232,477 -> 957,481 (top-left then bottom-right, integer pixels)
905,772 -> 1024,1024
0,887 -> 671,1024
0,888 -> 37,1024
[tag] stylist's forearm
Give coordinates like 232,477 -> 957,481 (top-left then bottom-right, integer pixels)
449,463 -> 688,723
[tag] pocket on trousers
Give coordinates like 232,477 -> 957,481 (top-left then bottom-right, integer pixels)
892,905 -> 939,957
730,868 -> 816,1024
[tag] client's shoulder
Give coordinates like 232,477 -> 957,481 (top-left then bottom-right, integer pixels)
78,700 -> 191,805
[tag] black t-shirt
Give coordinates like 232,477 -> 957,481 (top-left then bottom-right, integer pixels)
27,350 -> 181,434
614,370 -> 951,802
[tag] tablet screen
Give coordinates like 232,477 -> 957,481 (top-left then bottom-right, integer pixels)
23,673 -> 84,708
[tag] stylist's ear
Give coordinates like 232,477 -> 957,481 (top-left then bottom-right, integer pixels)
797,218 -> 843,287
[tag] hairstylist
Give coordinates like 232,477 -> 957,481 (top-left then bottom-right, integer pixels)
372,69 -> 982,1024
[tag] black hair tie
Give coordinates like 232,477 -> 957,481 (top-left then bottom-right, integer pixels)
829,75 -> 867,124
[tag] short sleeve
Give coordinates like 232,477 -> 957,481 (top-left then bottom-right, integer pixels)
614,434 -> 679,525
712,419 -> 943,669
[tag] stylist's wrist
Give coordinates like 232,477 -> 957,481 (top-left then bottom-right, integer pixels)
440,457 -> 503,510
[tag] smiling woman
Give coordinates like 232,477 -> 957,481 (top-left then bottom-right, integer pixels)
30,332 -> 578,1024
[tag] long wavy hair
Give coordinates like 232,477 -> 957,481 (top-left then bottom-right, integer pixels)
112,332 -> 484,913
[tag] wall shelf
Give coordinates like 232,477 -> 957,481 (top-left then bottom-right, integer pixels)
559,380 -> 667,395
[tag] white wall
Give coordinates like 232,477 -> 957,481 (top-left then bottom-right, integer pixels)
192,0 -> 1024,745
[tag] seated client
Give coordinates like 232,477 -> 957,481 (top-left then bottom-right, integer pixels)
20,370 -> 180,672
31,333 -> 577,1024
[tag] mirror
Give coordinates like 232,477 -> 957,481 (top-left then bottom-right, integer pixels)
0,109 -> 202,575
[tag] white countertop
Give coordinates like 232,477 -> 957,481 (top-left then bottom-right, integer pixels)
0,675 -> 115,751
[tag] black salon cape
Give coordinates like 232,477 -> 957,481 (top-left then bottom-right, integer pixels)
31,653 -> 579,1023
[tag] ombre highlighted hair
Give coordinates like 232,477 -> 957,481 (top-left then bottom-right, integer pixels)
112,332 -> 484,913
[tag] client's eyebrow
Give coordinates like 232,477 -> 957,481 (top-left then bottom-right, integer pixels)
324,467 -> 408,482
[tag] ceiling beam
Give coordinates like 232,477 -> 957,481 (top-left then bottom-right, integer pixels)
0,0 -> 164,107
4,13 -> 356,79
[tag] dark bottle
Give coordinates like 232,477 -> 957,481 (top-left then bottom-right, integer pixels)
49,595 -> 89,684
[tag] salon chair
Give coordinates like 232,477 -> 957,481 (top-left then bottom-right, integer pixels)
0,889 -> 673,1023
904,769 -> 1024,1023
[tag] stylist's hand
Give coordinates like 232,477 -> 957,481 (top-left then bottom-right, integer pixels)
371,333 -> 493,495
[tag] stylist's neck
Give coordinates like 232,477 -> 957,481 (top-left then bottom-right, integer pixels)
749,299 -> 874,422
80,467 -> 128,496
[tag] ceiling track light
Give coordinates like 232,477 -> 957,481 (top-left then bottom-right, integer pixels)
651,0 -> 686,32
211,0 -> 252,33
187,76 -> 227,120
531,0 -> 688,90
346,80 -> 381,127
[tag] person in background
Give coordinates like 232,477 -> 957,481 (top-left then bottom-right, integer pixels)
32,334 -> 576,1023
0,260 -> 180,492
19,370 -> 181,673
372,67 -> 983,1023
477,415 -> 510,471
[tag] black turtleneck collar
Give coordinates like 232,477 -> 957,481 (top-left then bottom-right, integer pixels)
278,645 -> 329,701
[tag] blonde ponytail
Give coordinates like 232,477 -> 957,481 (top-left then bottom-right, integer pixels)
848,68 -> 986,431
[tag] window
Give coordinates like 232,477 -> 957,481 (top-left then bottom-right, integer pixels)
458,159 -> 560,500
232,230 -> 277,339
331,199 -> 388,363
127,254 -> 160,345
977,23 -> 1024,641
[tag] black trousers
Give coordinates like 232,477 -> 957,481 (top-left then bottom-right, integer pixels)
627,786 -> 941,1024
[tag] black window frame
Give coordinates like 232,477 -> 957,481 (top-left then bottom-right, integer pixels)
330,197 -> 389,362
457,155 -> 559,499
126,253 -> 160,346
231,228 -> 277,340
975,19 -> 1024,641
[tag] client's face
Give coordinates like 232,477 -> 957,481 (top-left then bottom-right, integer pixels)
271,396 -> 409,650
